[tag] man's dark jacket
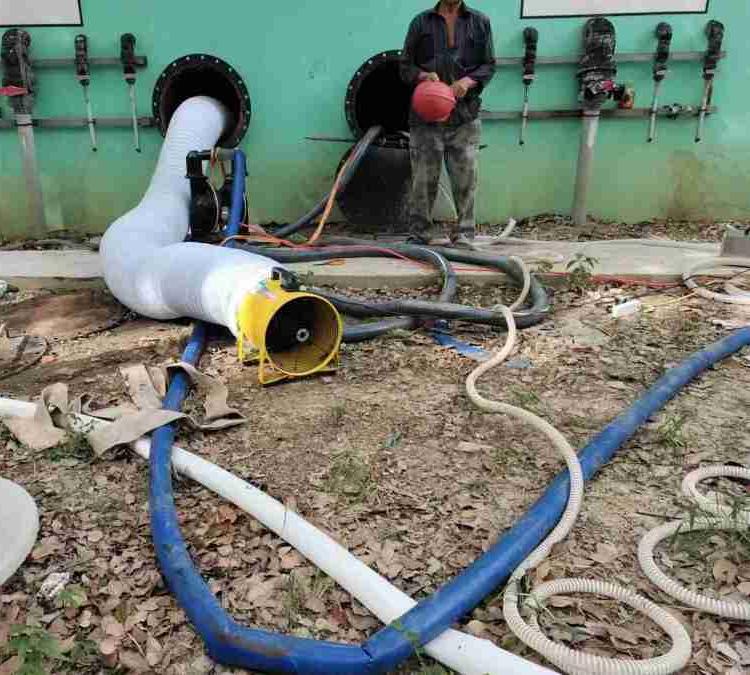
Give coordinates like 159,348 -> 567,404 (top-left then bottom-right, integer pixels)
400,3 -> 496,126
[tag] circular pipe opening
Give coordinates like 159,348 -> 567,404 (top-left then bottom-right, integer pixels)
336,143 -> 411,230
152,54 -> 251,147
345,50 -> 412,141
265,297 -> 341,376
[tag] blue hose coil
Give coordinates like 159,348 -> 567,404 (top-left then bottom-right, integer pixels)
149,154 -> 750,673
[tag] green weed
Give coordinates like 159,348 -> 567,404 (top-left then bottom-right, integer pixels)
324,449 -> 373,500
510,387 -> 542,412
656,414 -> 688,451
56,585 -> 87,610
283,571 -> 307,625
6,625 -> 61,675
566,253 -> 599,293
47,431 -> 94,463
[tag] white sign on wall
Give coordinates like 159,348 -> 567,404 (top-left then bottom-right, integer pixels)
522,0 -> 709,18
0,0 -> 82,26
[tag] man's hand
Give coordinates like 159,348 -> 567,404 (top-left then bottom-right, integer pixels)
419,71 -> 440,82
450,77 -> 476,99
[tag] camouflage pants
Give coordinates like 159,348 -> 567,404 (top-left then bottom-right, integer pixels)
408,119 -> 481,240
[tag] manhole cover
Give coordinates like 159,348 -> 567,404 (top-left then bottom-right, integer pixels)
2,290 -> 127,340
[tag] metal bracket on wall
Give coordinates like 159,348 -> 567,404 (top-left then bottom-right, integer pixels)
0,115 -> 155,130
494,50 -> 725,67
480,106 -> 716,121
30,55 -> 148,69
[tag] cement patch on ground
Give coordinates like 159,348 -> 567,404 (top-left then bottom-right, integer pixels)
0,238 -> 721,290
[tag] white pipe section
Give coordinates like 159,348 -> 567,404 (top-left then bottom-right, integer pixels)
0,477 -> 39,586
17,113 -> 47,237
683,257 -> 750,306
100,96 -> 280,336
0,397 -> 552,675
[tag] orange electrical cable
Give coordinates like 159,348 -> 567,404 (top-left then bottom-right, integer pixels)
306,155 -> 352,245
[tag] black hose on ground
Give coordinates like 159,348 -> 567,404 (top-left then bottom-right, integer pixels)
272,126 -> 384,239
321,238 -> 550,327
239,244 -> 456,343
237,243 -> 550,340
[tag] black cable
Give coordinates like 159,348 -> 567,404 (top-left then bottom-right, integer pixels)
272,125 -> 383,239
236,243 -> 550,341
238,244 -> 456,343
298,238 -> 550,328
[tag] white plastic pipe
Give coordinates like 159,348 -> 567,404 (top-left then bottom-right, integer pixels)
683,257 -> 750,306
0,402 -> 552,675
100,96 -> 280,336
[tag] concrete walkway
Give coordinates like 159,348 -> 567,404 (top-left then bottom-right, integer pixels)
0,238 -> 720,290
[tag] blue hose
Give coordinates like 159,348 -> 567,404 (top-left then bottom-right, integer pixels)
149,151 -> 750,673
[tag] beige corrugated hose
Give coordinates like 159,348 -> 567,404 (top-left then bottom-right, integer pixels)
683,258 -> 750,305
468,260 -> 692,674
638,465 -> 750,622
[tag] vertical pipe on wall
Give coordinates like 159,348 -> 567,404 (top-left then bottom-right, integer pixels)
16,114 -> 46,235
572,111 -> 599,227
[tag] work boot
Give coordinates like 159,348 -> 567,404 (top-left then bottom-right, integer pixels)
450,234 -> 477,251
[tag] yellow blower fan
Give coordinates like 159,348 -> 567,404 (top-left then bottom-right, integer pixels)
237,274 -> 343,385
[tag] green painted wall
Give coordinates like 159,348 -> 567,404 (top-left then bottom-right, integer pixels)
0,0 -> 746,238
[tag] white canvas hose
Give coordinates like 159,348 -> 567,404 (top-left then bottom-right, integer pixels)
0,397 -> 552,675
638,465 -> 750,621
100,96 -> 282,337
683,258 -> 750,306
468,266 -> 692,674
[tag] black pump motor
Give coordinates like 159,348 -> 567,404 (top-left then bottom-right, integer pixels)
186,150 -> 240,240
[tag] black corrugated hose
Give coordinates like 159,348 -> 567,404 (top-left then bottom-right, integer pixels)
236,243 -> 550,343
273,126 -> 384,239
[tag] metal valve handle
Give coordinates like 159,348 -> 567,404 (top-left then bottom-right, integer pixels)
75,34 -> 90,83
120,33 -> 137,81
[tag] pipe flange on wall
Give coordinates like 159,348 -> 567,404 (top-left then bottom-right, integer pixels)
345,49 -> 411,145
152,54 -> 251,147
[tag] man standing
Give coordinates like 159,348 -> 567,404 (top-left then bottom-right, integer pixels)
400,1 -> 496,248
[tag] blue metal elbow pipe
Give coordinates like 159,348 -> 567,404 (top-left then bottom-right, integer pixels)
150,153 -> 750,673
224,149 -> 247,243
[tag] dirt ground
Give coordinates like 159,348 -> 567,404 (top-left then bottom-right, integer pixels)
488,214 -> 728,242
2,232 -> 750,674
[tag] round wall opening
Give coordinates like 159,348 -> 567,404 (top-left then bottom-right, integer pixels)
345,50 -> 413,142
152,54 -> 251,147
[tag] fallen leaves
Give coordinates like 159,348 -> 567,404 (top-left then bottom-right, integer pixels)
101,615 -> 125,638
30,537 -> 63,561
713,558 -> 739,584
3,283 -> 750,674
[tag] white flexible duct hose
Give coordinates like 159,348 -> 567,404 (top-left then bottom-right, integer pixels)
467,270 -> 692,674
683,258 -> 750,306
0,398 -> 552,675
638,465 -> 750,621
0,478 -> 39,586
100,96 -> 281,336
